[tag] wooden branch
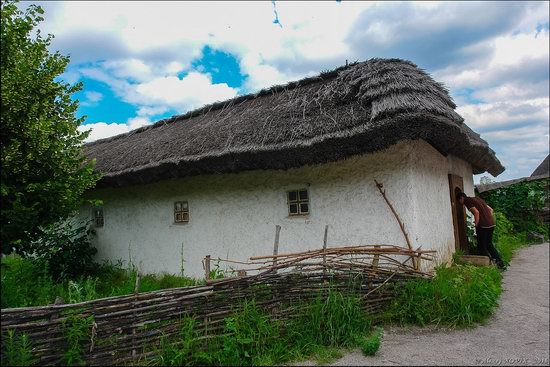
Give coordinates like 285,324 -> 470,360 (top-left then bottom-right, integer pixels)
374,179 -> 418,271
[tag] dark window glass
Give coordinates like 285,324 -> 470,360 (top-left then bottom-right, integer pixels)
288,191 -> 298,202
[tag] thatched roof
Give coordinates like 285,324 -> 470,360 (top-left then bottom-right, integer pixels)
84,58 -> 504,188
475,174 -> 549,194
531,155 -> 549,177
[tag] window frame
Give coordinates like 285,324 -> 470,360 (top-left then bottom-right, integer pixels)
287,189 -> 310,216
174,201 -> 190,224
93,207 -> 104,228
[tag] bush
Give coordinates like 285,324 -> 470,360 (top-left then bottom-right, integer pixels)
493,211 -> 514,243
479,179 -> 549,235
0,255 -> 63,308
20,220 -> 97,281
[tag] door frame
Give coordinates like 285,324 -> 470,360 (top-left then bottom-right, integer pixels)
448,174 -> 469,253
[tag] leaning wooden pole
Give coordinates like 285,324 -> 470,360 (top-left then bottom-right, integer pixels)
374,180 -> 418,270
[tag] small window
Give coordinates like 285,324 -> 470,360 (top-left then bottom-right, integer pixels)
93,207 -> 104,228
287,189 -> 309,216
174,201 -> 189,223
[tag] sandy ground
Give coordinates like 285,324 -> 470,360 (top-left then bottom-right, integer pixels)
305,243 -> 550,366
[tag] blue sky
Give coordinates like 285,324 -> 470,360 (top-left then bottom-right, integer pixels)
23,1 -> 549,182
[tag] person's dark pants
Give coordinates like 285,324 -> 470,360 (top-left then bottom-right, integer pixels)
476,226 -> 504,267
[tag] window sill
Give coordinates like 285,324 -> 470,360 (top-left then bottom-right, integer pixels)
287,214 -> 310,219
172,222 -> 189,225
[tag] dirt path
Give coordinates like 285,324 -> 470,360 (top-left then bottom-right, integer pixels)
329,243 -> 550,366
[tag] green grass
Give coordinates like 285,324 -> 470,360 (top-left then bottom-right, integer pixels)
1,255 -> 202,309
1,330 -> 37,366
151,288 -> 380,366
385,231 -> 532,329
495,232 -> 528,265
384,263 -> 502,328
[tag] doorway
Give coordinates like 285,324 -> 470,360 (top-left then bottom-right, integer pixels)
448,174 -> 469,253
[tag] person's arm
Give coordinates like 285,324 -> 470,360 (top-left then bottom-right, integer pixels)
469,207 -> 480,227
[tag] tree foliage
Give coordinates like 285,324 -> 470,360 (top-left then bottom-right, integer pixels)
479,179 -> 549,234
1,1 -> 99,253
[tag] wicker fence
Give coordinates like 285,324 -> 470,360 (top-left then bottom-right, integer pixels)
1,245 -> 434,366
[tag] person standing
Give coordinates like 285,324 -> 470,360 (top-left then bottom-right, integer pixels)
456,192 -> 506,269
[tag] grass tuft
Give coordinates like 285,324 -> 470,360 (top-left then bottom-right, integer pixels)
384,264 -> 502,328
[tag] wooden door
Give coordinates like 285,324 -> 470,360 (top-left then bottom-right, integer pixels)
448,174 -> 469,253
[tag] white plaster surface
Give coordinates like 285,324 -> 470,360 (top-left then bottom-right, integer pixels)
80,139 -> 474,278
407,140 -> 474,270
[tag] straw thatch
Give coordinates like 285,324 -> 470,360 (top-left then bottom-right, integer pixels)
531,155 -> 549,177
84,58 -> 504,188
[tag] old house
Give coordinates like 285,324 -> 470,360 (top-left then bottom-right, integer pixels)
81,58 -> 504,278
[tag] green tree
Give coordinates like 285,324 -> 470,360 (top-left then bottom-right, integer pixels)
1,1 -> 99,253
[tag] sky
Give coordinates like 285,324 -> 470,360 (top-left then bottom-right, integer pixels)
20,1 -> 549,182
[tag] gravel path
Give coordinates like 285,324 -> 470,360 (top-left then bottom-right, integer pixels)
328,243 -> 550,366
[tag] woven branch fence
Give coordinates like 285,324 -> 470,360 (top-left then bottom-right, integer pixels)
1,245 -> 434,366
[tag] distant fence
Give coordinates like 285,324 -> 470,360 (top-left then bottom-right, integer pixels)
1,245 -> 433,366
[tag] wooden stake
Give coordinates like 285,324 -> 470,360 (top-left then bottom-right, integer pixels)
323,225 -> 329,251
372,245 -> 380,273
322,225 -> 329,274
132,269 -> 140,359
205,255 -> 211,280
368,245 -> 381,291
273,225 -> 281,273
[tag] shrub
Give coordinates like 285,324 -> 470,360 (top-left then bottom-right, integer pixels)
479,179 -> 549,235
493,211 -> 514,243
20,220 -> 97,281
0,254 -> 63,308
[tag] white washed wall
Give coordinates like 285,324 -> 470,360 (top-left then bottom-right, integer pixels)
80,139 -> 473,278
407,140 -> 474,269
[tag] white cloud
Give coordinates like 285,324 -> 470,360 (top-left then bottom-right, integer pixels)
85,91 -> 102,102
457,98 -> 549,130
78,122 -> 131,142
103,59 -> 153,82
80,91 -> 103,106
78,116 -> 153,143
132,72 -> 238,110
